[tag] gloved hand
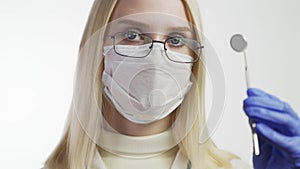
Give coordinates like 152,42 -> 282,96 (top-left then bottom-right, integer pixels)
243,88 -> 300,169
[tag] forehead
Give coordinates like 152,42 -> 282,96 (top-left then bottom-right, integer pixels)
106,0 -> 193,35
110,0 -> 189,21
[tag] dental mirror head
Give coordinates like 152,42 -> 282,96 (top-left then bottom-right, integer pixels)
230,34 -> 248,52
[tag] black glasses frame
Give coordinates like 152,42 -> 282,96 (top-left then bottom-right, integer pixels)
107,32 -> 204,63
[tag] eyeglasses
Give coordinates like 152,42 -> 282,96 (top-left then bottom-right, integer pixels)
106,31 -> 204,63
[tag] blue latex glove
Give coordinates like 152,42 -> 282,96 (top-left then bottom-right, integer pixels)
243,88 -> 300,169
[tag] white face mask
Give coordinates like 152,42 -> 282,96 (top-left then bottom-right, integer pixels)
102,44 -> 193,124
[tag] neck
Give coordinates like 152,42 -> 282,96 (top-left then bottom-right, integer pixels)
102,95 -> 173,136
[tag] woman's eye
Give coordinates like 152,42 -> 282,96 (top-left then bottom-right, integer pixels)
171,38 -> 181,45
169,37 -> 184,47
125,31 -> 140,41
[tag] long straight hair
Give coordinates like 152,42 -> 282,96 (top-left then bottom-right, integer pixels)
44,0 -> 239,168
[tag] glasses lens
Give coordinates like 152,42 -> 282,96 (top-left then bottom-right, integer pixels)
114,31 -> 152,58
165,37 -> 202,63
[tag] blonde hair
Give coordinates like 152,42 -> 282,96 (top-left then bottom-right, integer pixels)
44,0 -> 239,168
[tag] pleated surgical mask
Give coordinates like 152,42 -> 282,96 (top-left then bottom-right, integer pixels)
102,43 -> 193,124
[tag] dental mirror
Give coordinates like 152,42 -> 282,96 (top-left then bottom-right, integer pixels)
230,34 -> 260,156
230,34 -> 250,88
230,34 -> 248,52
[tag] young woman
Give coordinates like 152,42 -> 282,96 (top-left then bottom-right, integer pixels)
44,0 -> 300,169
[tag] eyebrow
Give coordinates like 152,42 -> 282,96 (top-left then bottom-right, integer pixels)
117,19 -> 149,29
116,19 -> 193,33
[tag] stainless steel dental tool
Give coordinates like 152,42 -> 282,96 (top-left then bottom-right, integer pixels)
230,34 -> 260,156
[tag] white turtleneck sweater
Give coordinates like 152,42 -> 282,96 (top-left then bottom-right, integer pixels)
90,129 -> 253,169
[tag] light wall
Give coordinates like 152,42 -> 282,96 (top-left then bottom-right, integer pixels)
199,0 -> 300,164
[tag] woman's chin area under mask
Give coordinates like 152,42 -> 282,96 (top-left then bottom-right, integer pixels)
102,95 -> 173,136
